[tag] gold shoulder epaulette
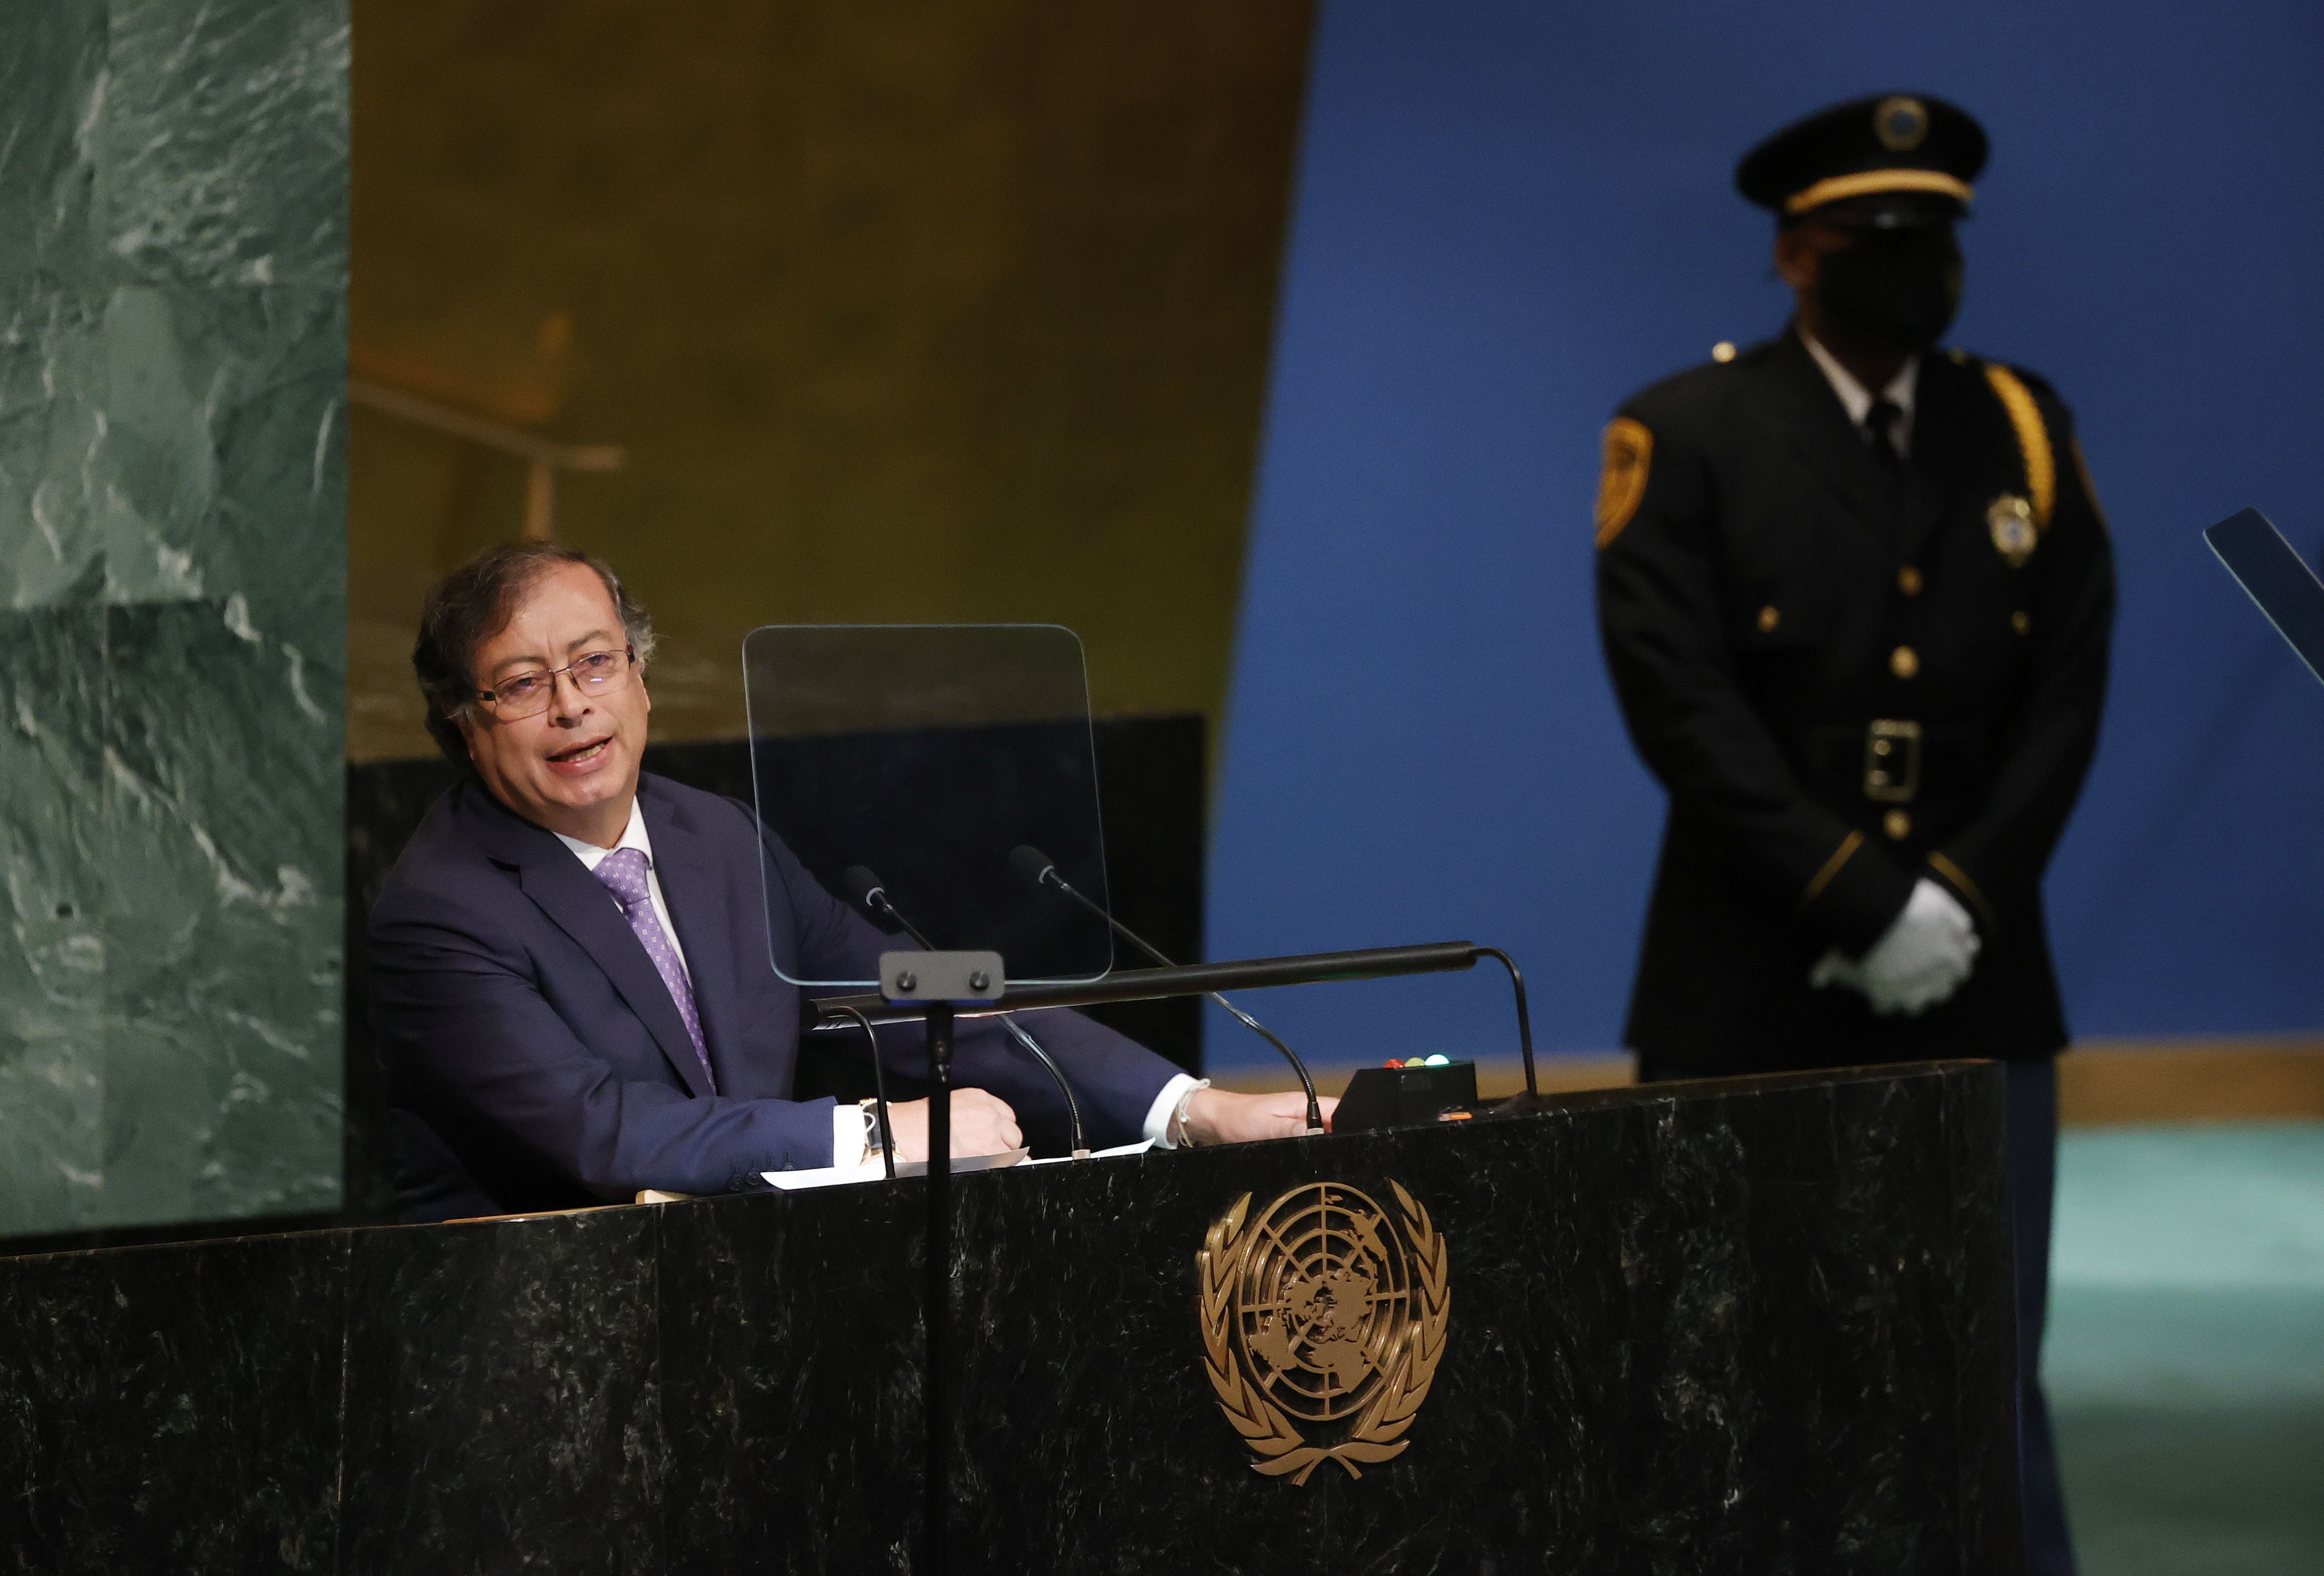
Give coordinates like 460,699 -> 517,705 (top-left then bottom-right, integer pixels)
1980,362 -> 2055,530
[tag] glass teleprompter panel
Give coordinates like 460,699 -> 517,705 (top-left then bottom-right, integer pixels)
742,624 -> 1114,988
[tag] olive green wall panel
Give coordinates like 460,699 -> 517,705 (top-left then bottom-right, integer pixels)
348,0 -> 1312,757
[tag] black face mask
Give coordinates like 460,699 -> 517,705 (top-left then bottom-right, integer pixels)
1816,229 -> 1963,355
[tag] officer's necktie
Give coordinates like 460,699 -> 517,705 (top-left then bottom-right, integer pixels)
1863,398 -> 1906,469
593,847 -> 717,1093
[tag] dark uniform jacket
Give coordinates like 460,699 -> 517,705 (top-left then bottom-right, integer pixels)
1595,325 -> 2114,1077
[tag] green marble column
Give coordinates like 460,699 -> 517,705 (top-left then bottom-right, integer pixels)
0,0 -> 348,1236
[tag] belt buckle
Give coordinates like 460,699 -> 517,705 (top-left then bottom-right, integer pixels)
1864,719 -> 1921,803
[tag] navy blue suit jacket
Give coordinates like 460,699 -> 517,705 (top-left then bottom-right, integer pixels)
370,772 -> 1181,1222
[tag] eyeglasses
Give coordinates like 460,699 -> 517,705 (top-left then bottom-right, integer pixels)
473,646 -> 636,721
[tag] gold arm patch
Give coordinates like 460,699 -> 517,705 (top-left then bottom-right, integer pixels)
1980,363 -> 2056,530
1595,417 -> 1653,547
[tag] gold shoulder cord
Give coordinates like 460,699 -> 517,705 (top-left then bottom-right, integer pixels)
1980,363 -> 2055,530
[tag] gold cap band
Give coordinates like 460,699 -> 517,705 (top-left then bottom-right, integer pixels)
1784,168 -> 1974,215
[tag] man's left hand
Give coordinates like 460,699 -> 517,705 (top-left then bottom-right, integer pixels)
1179,1088 -> 1336,1146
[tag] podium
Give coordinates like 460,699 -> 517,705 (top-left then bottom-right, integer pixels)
0,1061 -> 2023,1574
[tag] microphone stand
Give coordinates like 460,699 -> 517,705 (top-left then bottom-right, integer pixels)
1472,946 -> 1542,1110
869,947 -> 999,1576
849,869 -> 1091,1159
921,995 -> 952,1576
1019,854 -> 1323,1136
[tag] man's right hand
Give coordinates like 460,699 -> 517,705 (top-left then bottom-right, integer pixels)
883,1090 -> 1024,1163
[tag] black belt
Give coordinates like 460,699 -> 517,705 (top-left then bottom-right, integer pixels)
1806,721 -> 1987,805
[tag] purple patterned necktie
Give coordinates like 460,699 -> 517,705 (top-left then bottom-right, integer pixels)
592,847 -> 717,1094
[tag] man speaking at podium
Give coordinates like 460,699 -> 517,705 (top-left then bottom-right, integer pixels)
1594,98 -> 2113,1575
371,543 -> 1318,1223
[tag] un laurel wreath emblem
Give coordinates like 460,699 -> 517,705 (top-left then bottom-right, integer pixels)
1198,1180 -> 1451,1485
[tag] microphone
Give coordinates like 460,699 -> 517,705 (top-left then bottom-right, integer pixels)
842,865 -> 1091,1158
1008,845 -> 1324,1137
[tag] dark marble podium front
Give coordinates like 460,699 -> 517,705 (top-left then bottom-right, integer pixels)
0,1062 -> 2023,1575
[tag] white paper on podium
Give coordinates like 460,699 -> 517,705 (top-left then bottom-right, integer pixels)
762,1138 -> 1150,1191
1019,1139 -> 1153,1166
760,1162 -> 889,1193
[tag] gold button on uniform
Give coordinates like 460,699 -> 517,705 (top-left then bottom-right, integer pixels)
1883,808 -> 1912,841
1757,605 -> 1780,633
1890,645 -> 1919,679
1898,566 -> 1923,596
2012,610 -> 2031,635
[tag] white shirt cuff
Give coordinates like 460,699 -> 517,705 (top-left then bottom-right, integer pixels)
1144,1073 -> 1205,1148
832,1102 -> 867,1169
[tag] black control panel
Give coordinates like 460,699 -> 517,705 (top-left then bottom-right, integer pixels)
1334,1059 -> 1480,1133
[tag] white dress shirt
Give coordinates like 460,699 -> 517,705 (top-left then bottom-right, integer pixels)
1801,330 -> 1919,458
564,800 -> 1197,1166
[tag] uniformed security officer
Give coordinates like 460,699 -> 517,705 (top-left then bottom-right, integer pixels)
1594,95 -> 2111,1576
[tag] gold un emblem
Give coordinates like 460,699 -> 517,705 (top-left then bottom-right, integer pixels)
1199,1181 -> 1452,1485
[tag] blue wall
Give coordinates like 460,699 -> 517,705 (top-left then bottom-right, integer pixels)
1206,0 -> 2324,1073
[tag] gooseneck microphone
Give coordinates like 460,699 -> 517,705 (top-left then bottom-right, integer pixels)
1008,845 -> 1325,1137
842,865 -> 1091,1159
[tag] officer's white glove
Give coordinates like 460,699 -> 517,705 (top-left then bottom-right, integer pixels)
1808,878 -> 1980,1017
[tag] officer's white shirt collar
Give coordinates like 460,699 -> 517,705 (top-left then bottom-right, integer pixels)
1801,329 -> 1918,458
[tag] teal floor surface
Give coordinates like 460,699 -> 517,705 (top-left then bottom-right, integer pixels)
2046,1122 -> 2324,1575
